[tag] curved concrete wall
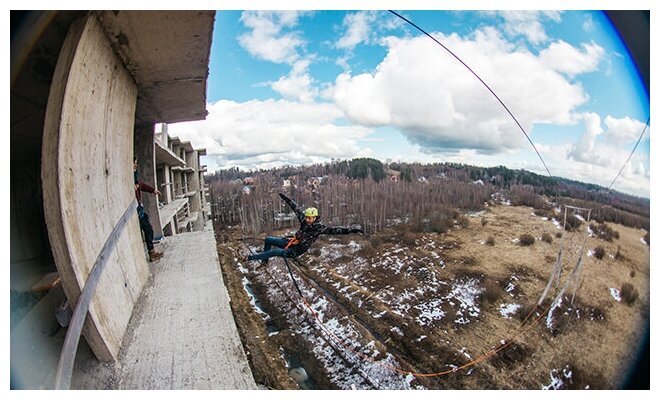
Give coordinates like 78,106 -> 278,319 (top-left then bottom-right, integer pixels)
42,14 -> 148,361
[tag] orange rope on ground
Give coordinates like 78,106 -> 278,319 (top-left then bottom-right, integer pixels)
237,240 -> 558,379
287,258 -> 556,378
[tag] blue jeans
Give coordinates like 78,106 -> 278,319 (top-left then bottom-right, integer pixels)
248,236 -> 293,261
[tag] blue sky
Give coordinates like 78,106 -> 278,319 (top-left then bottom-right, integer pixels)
169,9 -> 650,198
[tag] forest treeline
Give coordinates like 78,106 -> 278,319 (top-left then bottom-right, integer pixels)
208,158 -> 649,235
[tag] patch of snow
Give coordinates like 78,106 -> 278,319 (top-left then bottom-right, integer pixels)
390,326 -> 404,336
641,237 -> 648,245
511,238 -> 520,244
542,365 -> 573,390
499,303 -> 522,319
414,298 -> 445,326
241,277 -> 269,318
546,297 -> 563,329
416,335 -> 427,342
311,297 -> 329,322
501,200 -> 511,206
587,249 -> 594,257
458,347 -> 472,360
609,288 -> 621,302
448,278 -> 483,324
552,218 -> 562,229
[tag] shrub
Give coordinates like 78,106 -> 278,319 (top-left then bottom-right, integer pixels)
481,217 -> 488,227
615,245 -> 625,260
358,241 -> 377,259
643,231 -> 650,246
534,207 -> 556,220
593,246 -> 606,260
629,270 -> 636,278
620,282 -> 639,305
519,234 -> 535,246
516,303 -> 537,324
400,232 -> 417,247
541,233 -> 553,244
565,214 -> 583,232
456,215 -> 470,229
485,236 -> 495,246
481,278 -> 504,304
589,222 -> 620,242
555,232 -> 563,239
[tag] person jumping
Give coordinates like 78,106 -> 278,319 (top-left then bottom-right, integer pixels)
247,193 -> 363,264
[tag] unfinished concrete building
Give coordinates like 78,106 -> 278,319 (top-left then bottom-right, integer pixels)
152,123 -> 210,237
10,11 -> 252,389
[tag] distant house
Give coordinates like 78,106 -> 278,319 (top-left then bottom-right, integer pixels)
472,179 -> 484,185
418,176 -> 428,183
243,177 -> 255,185
308,176 -> 323,188
386,169 -> 401,182
282,179 -> 291,188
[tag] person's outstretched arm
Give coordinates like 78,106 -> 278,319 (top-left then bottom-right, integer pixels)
279,193 -> 304,223
323,225 -> 364,235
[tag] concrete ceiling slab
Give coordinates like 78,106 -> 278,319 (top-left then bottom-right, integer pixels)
97,11 -> 215,125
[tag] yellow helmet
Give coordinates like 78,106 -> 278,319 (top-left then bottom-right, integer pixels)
304,207 -> 318,217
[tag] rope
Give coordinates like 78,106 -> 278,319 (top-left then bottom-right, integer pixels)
388,10 -> 553,178
273,250 -> 557,378
608,117 -> 650,190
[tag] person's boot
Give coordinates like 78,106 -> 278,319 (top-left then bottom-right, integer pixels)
149,249 -> 163,262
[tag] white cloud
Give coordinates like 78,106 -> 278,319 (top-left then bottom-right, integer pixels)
166,99 -> 373,171
238,11 -> 309,64
327,28 -> 591,154
495,11 -> 562,45
539,40 -> 604,77
542,142 -> 649,198
568,113 -> 649,171
582,14 -> 595,32
270,59 -> 317,102
568,113 -> 604,164
602,115 -> 647,144
336,11 -> 378,50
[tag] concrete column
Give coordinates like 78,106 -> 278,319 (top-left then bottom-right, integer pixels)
41,14 -> 148,361
162,164 -> 172,204
173,170 -> 182,197
188,152 -> 201,213
134,124 -> 163,240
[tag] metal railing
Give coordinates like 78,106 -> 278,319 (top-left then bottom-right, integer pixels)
54,199 -> 137,389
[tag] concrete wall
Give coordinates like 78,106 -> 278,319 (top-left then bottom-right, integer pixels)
41,14 -> 149,361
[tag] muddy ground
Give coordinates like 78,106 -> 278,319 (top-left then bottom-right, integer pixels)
215,203 -> 649,389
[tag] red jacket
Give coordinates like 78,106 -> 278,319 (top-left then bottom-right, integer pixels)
135,181 -> 156,203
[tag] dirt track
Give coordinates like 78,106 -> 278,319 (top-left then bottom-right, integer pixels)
215,204 -> 649,389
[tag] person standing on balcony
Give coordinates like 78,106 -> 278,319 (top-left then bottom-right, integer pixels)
134,158 -> 163,262
246,192 -> 363,264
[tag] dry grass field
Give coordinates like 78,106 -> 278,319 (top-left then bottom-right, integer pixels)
216,203 -> 649,389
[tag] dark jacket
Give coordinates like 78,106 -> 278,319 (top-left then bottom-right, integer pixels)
279,193 -> 361,257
